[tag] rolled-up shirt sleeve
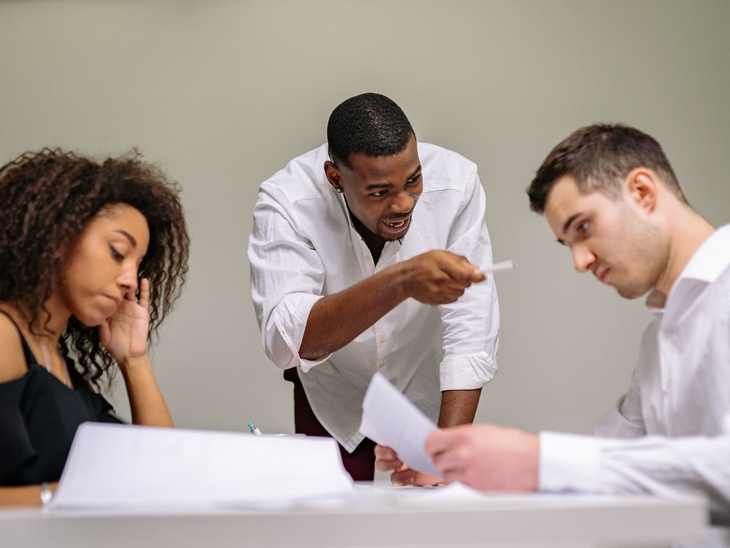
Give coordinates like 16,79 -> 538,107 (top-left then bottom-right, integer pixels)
248,184 -> 331,371
438,167 -> 500,390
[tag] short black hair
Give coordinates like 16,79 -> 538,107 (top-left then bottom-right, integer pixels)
527,123 -> 686,213
327,92 -> 414,168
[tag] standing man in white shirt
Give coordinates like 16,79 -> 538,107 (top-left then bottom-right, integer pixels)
248,93 -> 500,482
421,124 -> 730,525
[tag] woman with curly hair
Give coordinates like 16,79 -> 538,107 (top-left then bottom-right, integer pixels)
0,148 -> 189,506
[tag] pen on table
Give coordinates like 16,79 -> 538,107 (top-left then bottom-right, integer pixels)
248,422 -> 262,435
479,259 -> 518,275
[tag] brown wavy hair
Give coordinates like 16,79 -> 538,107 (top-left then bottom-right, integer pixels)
0,148 -> 190,391
527,124 -> 687,214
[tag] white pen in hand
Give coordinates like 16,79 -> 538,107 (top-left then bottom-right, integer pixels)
479,259 -> 518,275
248,422 -> 262,435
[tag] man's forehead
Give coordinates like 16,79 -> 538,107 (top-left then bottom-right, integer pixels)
545,176 -> 580,218
544,175 -> 600,240
348,149 -> 420,183
545,176 -> 620,241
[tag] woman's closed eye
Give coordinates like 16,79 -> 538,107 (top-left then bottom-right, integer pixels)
110,245 -> 124,261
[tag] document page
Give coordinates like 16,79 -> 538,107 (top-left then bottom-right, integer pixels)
359,372 -> 441,477
51,423 -> 354,510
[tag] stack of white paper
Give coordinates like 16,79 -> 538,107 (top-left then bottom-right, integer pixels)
51,423 -> 354,510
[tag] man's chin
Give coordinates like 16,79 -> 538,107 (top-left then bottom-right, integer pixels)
616,284 -> 652,300
378,228 -> 410,242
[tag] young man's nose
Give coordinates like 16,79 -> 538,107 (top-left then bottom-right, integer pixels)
572,245 -> 596,273
392,190 -> 416,214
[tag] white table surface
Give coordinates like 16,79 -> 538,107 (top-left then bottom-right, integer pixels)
0,485 -> 708,548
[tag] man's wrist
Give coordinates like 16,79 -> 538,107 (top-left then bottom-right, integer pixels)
438,388 -> 481,426
525,432 -> 540,491
386,261 -> 411,302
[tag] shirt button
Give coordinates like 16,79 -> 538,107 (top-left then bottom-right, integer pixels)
379,336 -> 386,344
378,363 -> 384,369
365,256 -> 372,262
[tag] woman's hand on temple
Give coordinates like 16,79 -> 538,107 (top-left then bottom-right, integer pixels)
99,278 -> 150,366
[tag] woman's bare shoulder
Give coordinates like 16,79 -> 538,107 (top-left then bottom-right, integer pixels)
0,310 -> 28,384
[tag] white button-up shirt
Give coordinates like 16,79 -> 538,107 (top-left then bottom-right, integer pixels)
540,224 -> 730,523
248,143 -> 500,451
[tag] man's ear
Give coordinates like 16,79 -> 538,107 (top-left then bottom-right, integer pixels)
324,160 -> 344,194
625,168 -> 659,213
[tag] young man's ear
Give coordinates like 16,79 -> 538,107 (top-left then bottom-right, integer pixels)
625,168 -> 659,213
324,160 -> 344,193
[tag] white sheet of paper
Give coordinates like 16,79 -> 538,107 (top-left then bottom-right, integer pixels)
51,423 -> 354,510
359,372 -> 441,478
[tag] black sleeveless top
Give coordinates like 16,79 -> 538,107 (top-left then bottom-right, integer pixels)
0,311 -> 122,486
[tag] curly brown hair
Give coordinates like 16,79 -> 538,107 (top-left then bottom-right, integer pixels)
0,148 -> 190,391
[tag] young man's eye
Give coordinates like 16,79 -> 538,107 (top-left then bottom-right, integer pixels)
576,221 -> 590,236
372,190 -> 387,197
406,174 -> 422,185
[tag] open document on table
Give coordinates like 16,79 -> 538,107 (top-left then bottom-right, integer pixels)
359,372 -> 442,478
50,423 -> 355,510
49,374 -> 491,511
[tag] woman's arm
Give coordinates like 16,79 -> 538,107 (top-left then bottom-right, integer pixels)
0,482 -> 58,507
118,354 -> 173,427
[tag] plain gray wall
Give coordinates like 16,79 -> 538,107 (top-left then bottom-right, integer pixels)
1,1 -> 728,453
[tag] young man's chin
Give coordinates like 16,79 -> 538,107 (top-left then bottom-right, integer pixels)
615,284 -> 651,300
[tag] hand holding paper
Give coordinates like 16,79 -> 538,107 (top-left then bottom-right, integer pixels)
375,445 -> 444,486
359,372 -> 442,478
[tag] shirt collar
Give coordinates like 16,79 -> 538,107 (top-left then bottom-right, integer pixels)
646,224 -> 730,320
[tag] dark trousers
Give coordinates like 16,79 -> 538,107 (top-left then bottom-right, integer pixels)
284,368 -> 376,481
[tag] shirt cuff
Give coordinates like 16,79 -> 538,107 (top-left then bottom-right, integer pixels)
298,354 -> 332,373
439,352 -> 497,391
539,431 -> 600,493
272,293 -> 332,372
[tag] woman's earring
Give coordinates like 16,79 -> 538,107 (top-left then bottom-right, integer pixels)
335,187 -> 343,193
